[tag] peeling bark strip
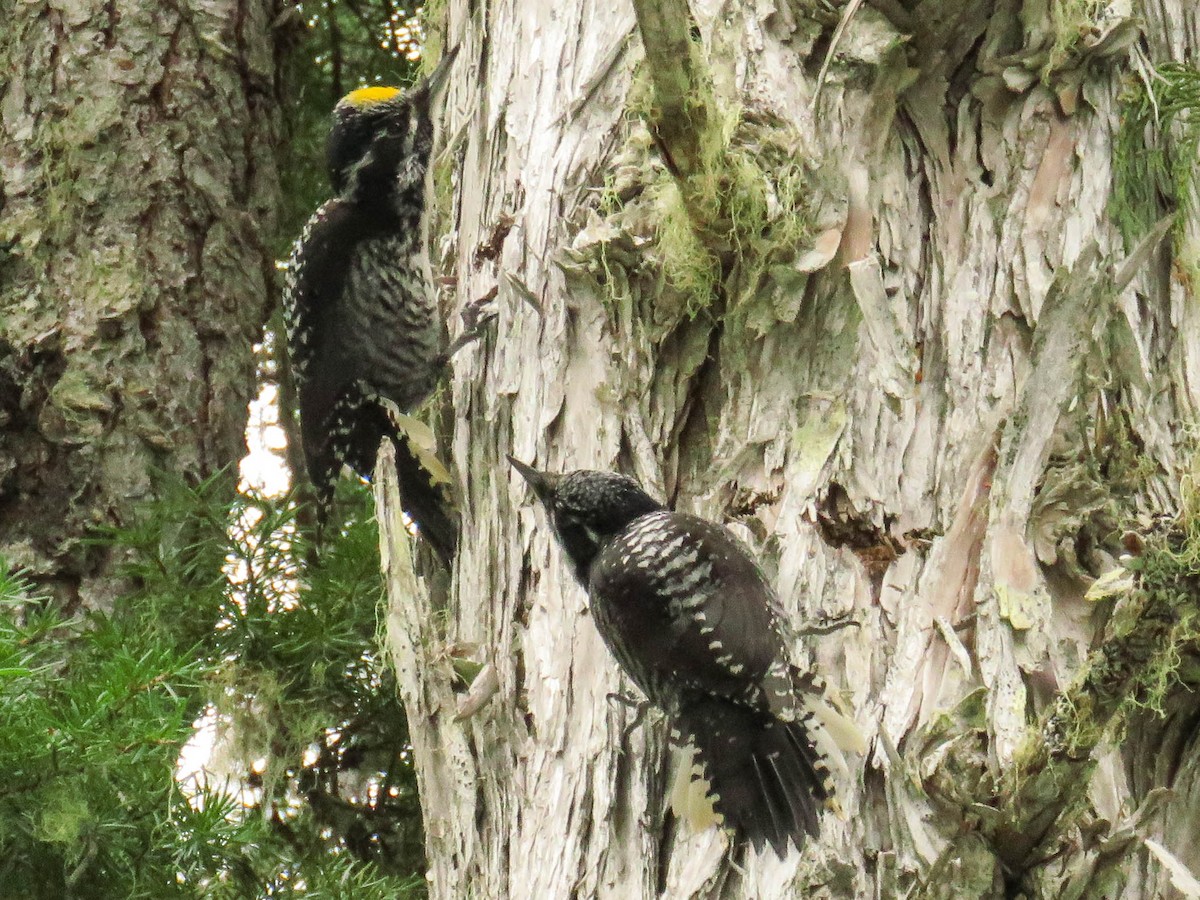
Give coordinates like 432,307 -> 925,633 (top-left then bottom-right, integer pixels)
375,443 -> 480,898
385,0 -> 1200,896
629,0 -> 716,187
0,0 -> 285,608
988,553 -> 1191,875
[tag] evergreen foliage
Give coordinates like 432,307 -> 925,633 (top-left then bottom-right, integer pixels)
1,2 -> 437,897
1113,61 -> 1200,248
0,477 -> 424,899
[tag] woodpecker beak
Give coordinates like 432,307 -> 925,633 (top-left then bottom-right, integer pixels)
507,456 -> 557,503
422,46 -> 460,100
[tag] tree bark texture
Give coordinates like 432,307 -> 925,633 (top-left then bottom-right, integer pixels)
0,0 -> 287,609
385,0 -> 1200,896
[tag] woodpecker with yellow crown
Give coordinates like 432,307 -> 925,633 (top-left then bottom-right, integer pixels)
284,51 -> 460,563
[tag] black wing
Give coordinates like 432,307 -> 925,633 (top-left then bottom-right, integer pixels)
589,510 -> 792,711
590,511 -> 832,855
284,198 -> 378,481
675,690 -> 830,855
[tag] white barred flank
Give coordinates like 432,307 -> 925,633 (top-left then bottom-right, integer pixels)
339,232 -> 440,410
281,206 -> 324,380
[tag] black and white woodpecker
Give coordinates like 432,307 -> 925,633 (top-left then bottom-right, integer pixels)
283,50 -> 461,563
508,459 -> 865,856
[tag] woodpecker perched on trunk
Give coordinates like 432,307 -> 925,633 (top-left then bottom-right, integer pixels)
283,51 -> 461,564
509,459 -> 864,856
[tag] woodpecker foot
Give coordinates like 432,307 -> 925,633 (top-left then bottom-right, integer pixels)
795,612 -> 861,637
443,296 -> 498,360
607,691 -> 653,744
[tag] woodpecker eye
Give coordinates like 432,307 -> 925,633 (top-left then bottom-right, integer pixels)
552,504 -> 589,533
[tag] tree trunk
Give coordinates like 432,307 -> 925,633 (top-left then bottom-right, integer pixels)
0,0 -> 287,610
383,1 -> 1200,896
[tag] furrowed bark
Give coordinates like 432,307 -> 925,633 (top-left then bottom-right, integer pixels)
0,0 -> 286,610
384,0 -> 1200,895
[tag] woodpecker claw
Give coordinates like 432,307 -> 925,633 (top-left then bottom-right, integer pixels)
440,297 -> 497,362
607,691 -> 653,744
794,612 -> 861,637
606,690 -> 642,709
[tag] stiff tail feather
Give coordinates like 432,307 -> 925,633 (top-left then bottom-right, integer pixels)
668,743 -> 722,834
389,423 -> 458,566
312,402 -> 458,565
789,667 -> 867,801
674,694 -> 834,857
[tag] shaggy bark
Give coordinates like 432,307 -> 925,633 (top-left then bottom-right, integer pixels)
0,0 -> 287,610
383,0 -> 1200,896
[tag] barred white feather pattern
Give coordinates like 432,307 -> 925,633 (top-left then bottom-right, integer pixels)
338,233 -> 440,411
590,504 -> 861,846
519,466 -> 864,854
282,204 -> 329,381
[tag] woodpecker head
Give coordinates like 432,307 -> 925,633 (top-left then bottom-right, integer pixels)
326,48 -> 458,195
508,458 -> 664,584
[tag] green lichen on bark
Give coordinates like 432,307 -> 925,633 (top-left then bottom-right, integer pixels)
648,110 -> 819,319
0,1 -> 286,605
918,833 -> 1002,898
1041,0 -> 1138,80
629,0 -> 720,192
904,224 -> 1181,893
563,91 -> 821,340
557,0 -> 820,330
920,494 -> 1200,893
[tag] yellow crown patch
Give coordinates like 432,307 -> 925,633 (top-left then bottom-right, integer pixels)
339,85 -> 401,109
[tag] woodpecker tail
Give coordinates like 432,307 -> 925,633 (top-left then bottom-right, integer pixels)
674,694 -> 834,857
390,426 -> 458,566
789,667 -> 868,786
308,401 -> 458,566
